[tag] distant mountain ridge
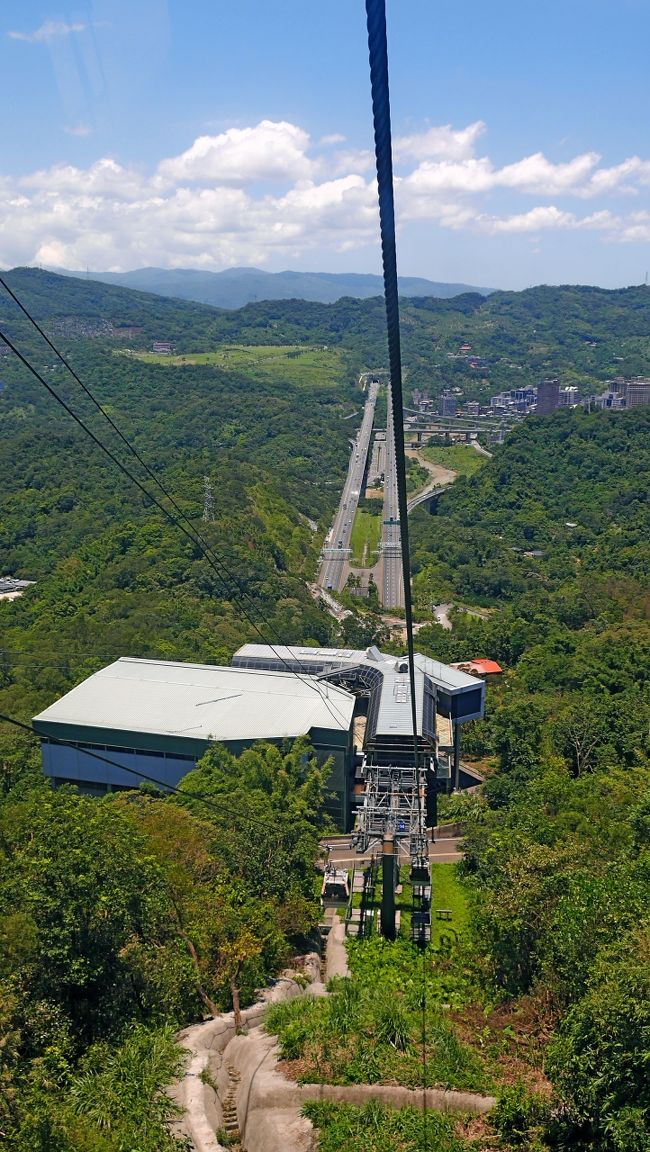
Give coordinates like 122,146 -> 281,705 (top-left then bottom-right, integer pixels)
60,266 -> 492,309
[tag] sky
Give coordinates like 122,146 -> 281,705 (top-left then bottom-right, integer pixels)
2,0 -> 650,289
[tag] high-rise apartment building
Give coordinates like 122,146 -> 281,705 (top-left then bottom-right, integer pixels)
537,378 -> 560,415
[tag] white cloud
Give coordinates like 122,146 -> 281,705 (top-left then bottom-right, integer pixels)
157,120 -> 314,185
8,20 -> 85,43
497,152 -> 600,195
1,118 -> 650,271
394,121 -> 486,162
64,124 -> 92,138
480,206 -> 578,233
324,148 -> 375,177
400,150 -> 604,204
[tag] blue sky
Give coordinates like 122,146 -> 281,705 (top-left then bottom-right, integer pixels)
1,0 -> 650,289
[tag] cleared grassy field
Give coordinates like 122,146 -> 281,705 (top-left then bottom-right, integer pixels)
420,443 -> 485,477
119,344 -> 347,390
349,509 -> 382,567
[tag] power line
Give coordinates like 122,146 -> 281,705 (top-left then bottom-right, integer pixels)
0,313 -> 351,730
0,710 -> 323,848
0,709 -> 223,815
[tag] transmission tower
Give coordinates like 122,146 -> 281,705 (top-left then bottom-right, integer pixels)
203,475 -> 215,522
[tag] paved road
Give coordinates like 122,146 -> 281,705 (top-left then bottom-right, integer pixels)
324,835 -> 463,868
318,376 -> 379,594
379,390 -> 404,609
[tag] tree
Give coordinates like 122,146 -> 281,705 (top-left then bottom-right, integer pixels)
548,921 -> 650,1151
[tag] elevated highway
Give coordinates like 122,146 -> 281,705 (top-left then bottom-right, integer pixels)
378,390 -> 404,609
318,377 -> 379,594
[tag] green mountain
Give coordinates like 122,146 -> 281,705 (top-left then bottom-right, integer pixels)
59,264 -> 492,308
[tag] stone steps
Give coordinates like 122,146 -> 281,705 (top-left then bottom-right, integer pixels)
221,1061 -> 243,1146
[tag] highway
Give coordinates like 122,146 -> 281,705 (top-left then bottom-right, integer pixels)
379,390 -> 404,609
318,376 -> 379,594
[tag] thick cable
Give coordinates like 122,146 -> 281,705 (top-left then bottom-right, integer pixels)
365,0 -> 421,782
365,2 -> 429,1144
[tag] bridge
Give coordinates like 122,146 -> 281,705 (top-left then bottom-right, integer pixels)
406,481 -> 454,514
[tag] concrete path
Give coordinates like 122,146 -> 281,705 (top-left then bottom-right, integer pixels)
169,910 -> 495,1152
323,913 -> 350,980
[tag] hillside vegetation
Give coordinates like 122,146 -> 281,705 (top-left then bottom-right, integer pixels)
408,409 -> 650,1150
0,269 -> 648,1149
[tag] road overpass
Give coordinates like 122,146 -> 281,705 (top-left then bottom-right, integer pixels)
407,481 -> 454,514
318,377 -> 379,594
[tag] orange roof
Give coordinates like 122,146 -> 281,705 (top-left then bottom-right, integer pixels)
469,658 -> 503,675
449,658 -> 503,676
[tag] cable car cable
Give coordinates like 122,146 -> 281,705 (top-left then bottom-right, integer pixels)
0,320 -> 351,730
365,1 -> 429,1144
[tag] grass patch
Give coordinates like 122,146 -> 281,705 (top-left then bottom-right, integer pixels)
406,458 -> 431,495
266,931 -> 489,1093
420,444 -> 485,477
429,863 -> 469,948
119,344 -> 347,390
302,1099 -> 474,1152
349,509 -> 382,567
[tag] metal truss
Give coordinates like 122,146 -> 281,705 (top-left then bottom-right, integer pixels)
352,759 -> 428,861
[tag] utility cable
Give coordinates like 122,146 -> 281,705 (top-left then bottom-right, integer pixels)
0,319 -> 351,730
0,278 -> 349,724
0,710 -> 324,849
365,1 -> 429,1146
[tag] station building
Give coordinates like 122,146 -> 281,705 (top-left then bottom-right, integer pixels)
34,657 -> 355,825
35,645 -> 485,829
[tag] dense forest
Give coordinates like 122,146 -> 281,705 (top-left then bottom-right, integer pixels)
0,269 -> 648,1149
408,410 -> 649,1148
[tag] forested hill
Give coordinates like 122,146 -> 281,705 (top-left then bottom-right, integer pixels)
426,405 -> 649,566
411,405 -> 649,626
6,268 -> 650,395
410,405 -> 649,782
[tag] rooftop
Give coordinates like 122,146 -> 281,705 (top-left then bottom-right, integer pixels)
232,644 -> 484,736
449,658 -> 503,676
34,657 -> 355,743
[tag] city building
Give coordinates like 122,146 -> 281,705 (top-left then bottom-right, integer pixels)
590,390 -> 626,410
438,391 -> 457,417
558,386 -> 581,407
489,387 -> 535,415
626,379 -> 650,408
537,378 -> 560,414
